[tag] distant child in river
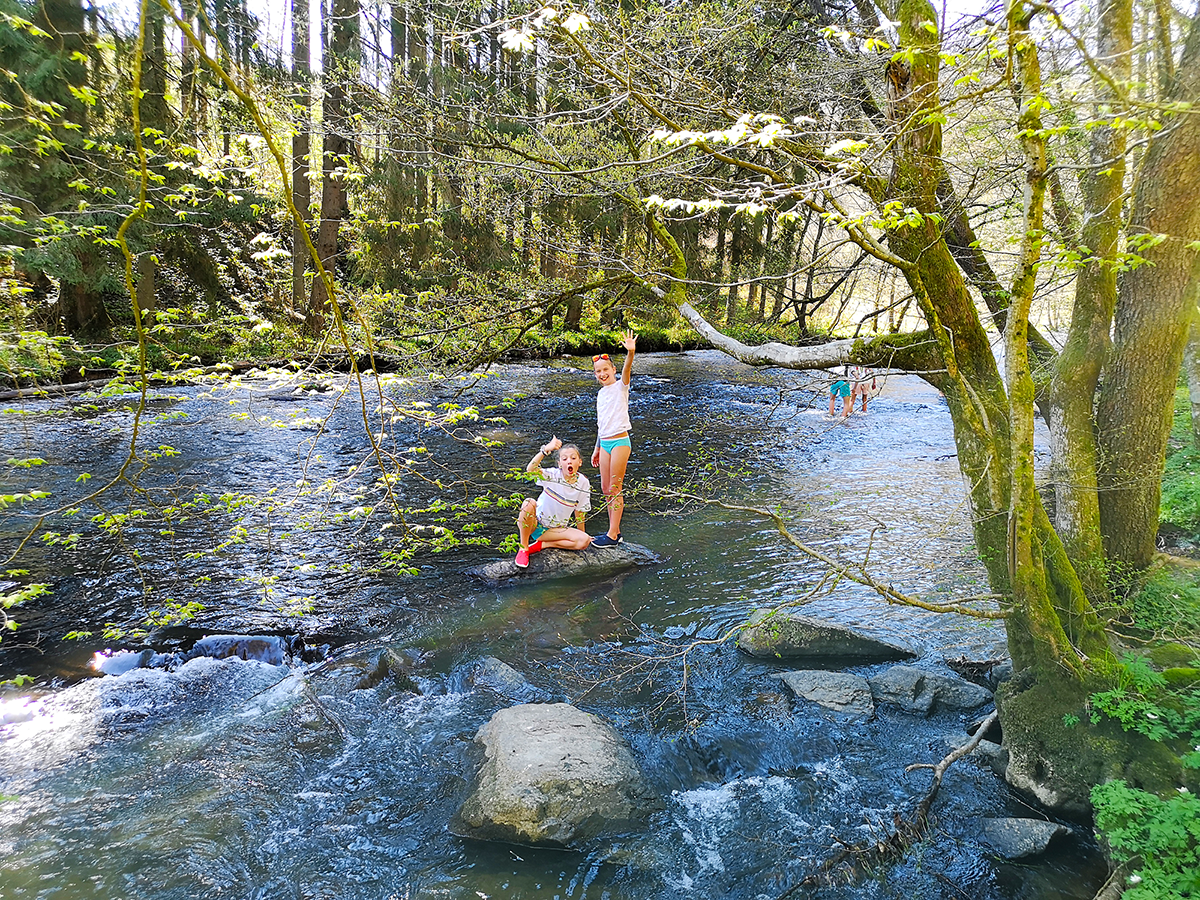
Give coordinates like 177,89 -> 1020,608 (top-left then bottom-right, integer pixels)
829,367 -> 852,417
850,365 -> 874,414
515,436 -> 593,568
591,330 -> 637,546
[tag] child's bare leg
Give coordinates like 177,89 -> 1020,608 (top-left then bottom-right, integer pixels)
539,526 -> 593,550
828,394 -> 836,415
601,443 -> 631,538
517,499 -> 537,548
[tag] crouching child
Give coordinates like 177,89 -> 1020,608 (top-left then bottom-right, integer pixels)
515,436 -> 593,568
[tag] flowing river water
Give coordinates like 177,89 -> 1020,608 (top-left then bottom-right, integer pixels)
0,351 -> 1104,898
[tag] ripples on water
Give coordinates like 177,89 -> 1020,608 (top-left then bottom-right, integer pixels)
0,352 -> 1101,898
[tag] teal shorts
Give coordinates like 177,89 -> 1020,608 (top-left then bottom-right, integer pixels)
830,380 -> 851,398
530,523 -> 547,541
599,435 -> 632,454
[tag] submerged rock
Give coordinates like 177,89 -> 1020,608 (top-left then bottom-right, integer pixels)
453,703 -> 656,845
187,635 -> 290,666
979,817 -> 1070,859
737,610 -> 917,662
468,657 -> 547,701
353,651 -> 421,694
944,733 -> 1009,777
775,670 -> 874,719
465,542 -> 660,587
869,665 -> 993,715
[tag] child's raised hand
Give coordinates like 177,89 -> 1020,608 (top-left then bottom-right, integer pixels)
543,436 -> 562,454
622,330 -> 638,352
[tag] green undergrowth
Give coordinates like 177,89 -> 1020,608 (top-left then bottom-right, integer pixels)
1161,382 -> 1200,533
1127,567 -> 1200,640
1094,382 -> 1200,900
1088,650 -> 1200,900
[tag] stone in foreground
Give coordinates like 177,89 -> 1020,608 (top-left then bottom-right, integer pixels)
466,542 -> 660,587
979,817 -> 1070,859
775,670 -> 874,719
737,609 -> 917,661
869,665 -> 993,716
454,703 -> 656,845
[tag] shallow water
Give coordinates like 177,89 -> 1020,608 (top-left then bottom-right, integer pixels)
0,352 -> 1100,898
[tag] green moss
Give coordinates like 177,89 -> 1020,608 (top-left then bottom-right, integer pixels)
1147,642 -> 1200,670
1162,667 -> 1200,688
998,675 -> 1183,815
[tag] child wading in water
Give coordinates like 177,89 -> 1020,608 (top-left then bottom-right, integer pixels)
591,330 -> 636,546
515,436 -> 593,568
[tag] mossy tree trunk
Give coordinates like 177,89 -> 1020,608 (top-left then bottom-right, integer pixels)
1096,15 -> 1200,569
1047,0 -> 1130,603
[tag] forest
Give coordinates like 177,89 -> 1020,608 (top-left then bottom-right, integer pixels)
1,0 -> 1200,896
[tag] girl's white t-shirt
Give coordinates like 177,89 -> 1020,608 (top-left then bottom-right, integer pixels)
535,467 -> 592,527
596,381 -> 631,438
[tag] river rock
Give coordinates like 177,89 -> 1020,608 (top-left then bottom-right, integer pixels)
737,610 -> 917,662
468,657 -> 548,701
944,733 -> 1009,777
869,665 -> 993,715
979,817 -> 1070,859
454,703 -> 656,845
186,635 -> 290,666
465,542 -> 660,587
775,670 -> 874,719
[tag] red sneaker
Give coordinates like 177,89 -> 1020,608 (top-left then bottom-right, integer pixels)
527,540 -> 544,554
515,548 -> 530,568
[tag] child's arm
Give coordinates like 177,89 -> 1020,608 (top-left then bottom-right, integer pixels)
621,330 -> 637,385
574,509 -> 587,530
527,436 -> 561,473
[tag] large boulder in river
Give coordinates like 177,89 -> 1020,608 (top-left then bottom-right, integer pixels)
465,542 -> 660,587
737,609 -> 916,662
869,665 -> 993,715
453,703 -> 656,845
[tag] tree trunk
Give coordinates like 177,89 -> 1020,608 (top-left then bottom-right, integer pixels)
308,0 -> 359,334
1097,13 -> 1200,569
135,252 -> 156,329
726,217 -> 743,323
292,0 -> 312,316
1047,0 -> 1130,602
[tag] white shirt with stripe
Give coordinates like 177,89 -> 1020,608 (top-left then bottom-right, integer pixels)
535,467 -> 592,528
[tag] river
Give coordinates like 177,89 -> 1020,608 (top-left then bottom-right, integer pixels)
0,351 -> 1103,898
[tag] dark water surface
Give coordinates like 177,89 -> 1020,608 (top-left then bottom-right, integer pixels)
0,352 -> 1101,899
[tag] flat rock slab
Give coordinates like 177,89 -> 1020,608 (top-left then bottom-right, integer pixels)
869,665 -> 993,716
737,610 -> 917,662
454,703 -> 657,846
466,542 -> 660,587
979,817 -> 1070,859
776,670 -> 874,719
